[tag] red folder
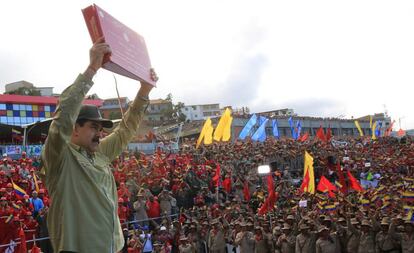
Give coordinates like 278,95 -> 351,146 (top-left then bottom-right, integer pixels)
82,4 -> 156,86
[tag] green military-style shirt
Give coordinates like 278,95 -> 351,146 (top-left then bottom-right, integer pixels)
41,73 -> 148,252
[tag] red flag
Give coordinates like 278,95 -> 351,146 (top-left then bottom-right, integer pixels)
18,226 -> 27,253
397,129 -> 406,137
212,164 -> 221,187
31,235 -> 41,253
300,169 -> 310,192
31,245 -> 41,253
299,132 -> 309,142
316,126 -> 326,142
258,175 -> 275,215
385,121 -> 395,136
258,199 -> 269,215
336,163 -> 347,194
347,171 -> 363,192
222,177 -> 232,193
258,191 -> 279,215
243,181 -> 251,201
267,174 -> 276,205
317,176 -> 337,198
326,127 -> 332,141
317,176 -> 336,191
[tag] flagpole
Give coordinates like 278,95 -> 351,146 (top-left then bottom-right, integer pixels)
22,126 -> 27,151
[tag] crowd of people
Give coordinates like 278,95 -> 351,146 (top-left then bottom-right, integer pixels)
0,135 -> 413,252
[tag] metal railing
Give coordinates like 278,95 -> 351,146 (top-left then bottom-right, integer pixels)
0,213 -> 179,249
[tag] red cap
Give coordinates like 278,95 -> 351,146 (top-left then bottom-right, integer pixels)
25,211 -> 32,216
0,197 -> 6,201
38,189 -> 45,194
118,198 -> 124,203
16,200 -> 22,204
23,195 -> 30,199
6,183 -> 12,188
0,188 -> 6,192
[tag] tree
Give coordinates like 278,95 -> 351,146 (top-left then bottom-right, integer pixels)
174,102 -> 187,122
5,87 -> 40,96
165,93 -> 173,103
159,93 -> 186,122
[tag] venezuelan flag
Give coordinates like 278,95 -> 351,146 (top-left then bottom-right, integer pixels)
360,199 -> 370,207
402,191 -> 414,202
323,204 -> 338,213
381,202 -> 391,211
404,205 -> 414,213
407,210 -> 414,222
12,182 -> 27,198
317,203 -> 324,210
403,177 -> 414,182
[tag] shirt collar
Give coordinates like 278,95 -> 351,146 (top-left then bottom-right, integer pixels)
69,142 -> 96,159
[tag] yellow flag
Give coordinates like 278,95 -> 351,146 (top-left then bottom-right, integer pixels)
33,171 -> 40,192
354,120 -> 364,136
371,121 -> 377,140
204,118 -> 214,145
303,151 -> 315,194
213,108 -> 231,141
196,118 -> 211,149
222,116 -> 233,142
369,116 -> 373,129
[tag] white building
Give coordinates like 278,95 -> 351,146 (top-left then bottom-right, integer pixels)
181,103 -> 221,121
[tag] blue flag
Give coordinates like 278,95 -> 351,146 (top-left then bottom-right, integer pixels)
288,117 -> 295,138
238,114 -> 257,140
375,121 -> 382,137
252,118 -> 268,142
258,116 -> 267,126
295,120 -> 302,140
272,119 -> 279,138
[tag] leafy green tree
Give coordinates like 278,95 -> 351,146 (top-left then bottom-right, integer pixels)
5,87 -> 40,96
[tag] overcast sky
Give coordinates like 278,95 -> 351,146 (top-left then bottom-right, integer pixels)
1,1 -> 413,129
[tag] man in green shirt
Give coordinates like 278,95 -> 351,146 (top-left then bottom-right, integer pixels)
42,37 -> 157,253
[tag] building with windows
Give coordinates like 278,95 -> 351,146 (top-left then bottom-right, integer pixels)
144,99 -> 172,123
100,97 -> 130,119
0,94 -> 102,126
181,103 -> 221,121
5,81 -> 54,96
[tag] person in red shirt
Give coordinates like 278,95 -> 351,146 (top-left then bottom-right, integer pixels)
118,182 -> 131,200
11,170 -> 20,184
118,198 -> 129,227
19,151 -> 30,164
5,183 -> 15,201
0,171 -> 8,188
38,189 -> 50,207
146,196 -> 161,228
0,187 -> 6,198
0,197 -> 13,218
22,195 -> 34,213
22,211 -> 38,248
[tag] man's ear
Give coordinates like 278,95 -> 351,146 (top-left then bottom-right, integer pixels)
72,123 -> 80,137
